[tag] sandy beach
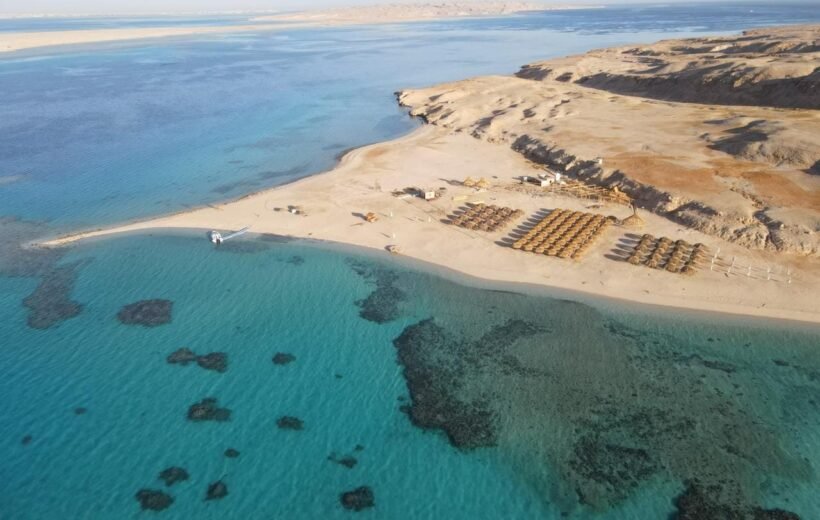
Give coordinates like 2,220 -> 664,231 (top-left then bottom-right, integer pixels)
41,125 -> 820,324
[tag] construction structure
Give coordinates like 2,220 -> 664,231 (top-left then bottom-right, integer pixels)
544,181 -> 632,206
447,203 -> 524,232
511,209 -> 615,260
625,235 -> 707,275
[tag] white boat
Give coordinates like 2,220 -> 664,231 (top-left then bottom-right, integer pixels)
209,231 -> 223,244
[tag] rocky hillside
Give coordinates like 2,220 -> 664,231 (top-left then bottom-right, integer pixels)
398,26 -> 820,255
517,25 -> 820,110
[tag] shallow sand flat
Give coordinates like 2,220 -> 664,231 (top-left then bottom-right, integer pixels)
41,127 -> 820,324
0,24 -> 306,53
0,2 -> 549,53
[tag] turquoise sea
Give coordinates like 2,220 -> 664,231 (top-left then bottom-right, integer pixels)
1,4 -> 819,519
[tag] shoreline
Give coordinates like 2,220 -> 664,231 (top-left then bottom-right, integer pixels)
38,126 -> 820,325
0,3 -> 584,54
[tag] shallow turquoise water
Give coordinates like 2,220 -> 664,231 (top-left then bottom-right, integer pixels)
1,233 -> 818,518
2,4 -> 820,519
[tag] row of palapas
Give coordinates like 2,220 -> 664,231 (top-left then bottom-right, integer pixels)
449,203 -> 525,232
512,209 -> 615,260
626,235 -> 708,275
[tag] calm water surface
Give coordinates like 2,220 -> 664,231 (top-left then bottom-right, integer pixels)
1,4 -> 819,519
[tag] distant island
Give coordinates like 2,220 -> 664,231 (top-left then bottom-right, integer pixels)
41,25 -> 820,324
0,1 -> 569,53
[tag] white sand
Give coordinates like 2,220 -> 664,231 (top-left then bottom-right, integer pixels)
41,126 -> 820,324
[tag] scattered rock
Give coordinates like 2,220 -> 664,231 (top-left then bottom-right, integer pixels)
272,352 -> 296,365
21,435 -> 32,445
276,416 -> 304,430
673,480 -> 801,520
187,398 -> 231,422
339,486 -> 375,511
196,352 -> 228,373
328,454 -> 357,469
158,467 -> 189,486
224,448 -> 240,458
167,348 -> 197,365
205,480 -> 228,501
117,299 -> 173,327
135,489 -> 174,511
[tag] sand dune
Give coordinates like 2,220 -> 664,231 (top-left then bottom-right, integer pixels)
399,25 -> 820,256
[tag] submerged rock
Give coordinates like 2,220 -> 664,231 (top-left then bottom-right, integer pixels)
328,454 -> 358,469
276,416 -> 304,430
117,299 -> 173,327
672,481 -> 801,520
196,352 -> 228,373
339,486 -> 374,511
205,480 -> 228,501
167,348 -> 197,365
286,255 -> 305,266
135,489 -> 173,511
187,398 -> 231,422
224,448 -> 240,458
21,435 -> 32,445
272,353 -> 295,365
74,407 -> 87,415
158,467 -> 189,486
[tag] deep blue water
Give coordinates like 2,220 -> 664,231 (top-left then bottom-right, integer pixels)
1,4 -> 819,519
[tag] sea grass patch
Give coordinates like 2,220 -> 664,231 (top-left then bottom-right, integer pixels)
117,299 -> 172,327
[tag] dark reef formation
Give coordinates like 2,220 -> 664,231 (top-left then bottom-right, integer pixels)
393,318 -> 546,449
389,293 -> 815,514
673,481 -> 800,520
224,448 -> 240,458
272,352 -> 296,365
74,407 -> 87,415
187,398 -> 231,422
21,435 -> 32,445
0,218 -> 88,329
167,348 -> 197,365
196,352 -> 228,373
135,489 -> 173,511
167,348 -> 227,373
117,299 -> 172,327
158,467 -> 189,486
22,261 -> 86,329
339,486 -> 374,511
205,480 -> 228,501
276,416 -> 304,430
349,260 -> 406,324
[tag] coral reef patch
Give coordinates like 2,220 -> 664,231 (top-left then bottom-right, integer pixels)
205,480 -> 228,501
117,299 -> 172,327
339,486 -> 374,511
276,416 -> 304,430
349,260 -> 406,324
22,261 -> 86,329
158,467 -> 189,486
167,348 -> 227,373
272,353 -> 295,365
135,489 -> 173,511
224,448 -> 240,458
187,398 -> 231,422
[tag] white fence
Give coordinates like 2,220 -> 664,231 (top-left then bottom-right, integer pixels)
708,248 -> 792,284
